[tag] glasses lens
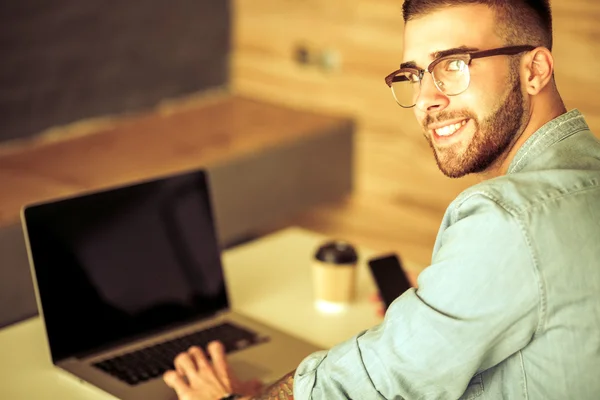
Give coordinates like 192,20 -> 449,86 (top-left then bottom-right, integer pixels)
390,71 -> 420,108
432,57 -> 470,96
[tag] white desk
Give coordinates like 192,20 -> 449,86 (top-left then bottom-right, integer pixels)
0,227 -> 398,399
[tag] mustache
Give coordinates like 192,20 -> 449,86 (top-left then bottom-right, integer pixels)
422,111 -> 475,129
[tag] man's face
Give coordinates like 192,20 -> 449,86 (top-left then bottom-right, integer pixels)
402,5 -> 527,178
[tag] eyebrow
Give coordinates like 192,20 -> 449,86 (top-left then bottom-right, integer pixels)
400,46 -> 480,69
433,46 -> 480,59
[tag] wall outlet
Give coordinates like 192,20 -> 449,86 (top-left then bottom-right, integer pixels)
293,44 -> 342,73
319,49 -> 342,72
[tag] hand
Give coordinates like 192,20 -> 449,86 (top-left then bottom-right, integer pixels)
369,292 -> 387,318
369,269 -> 420,318
163,341 -> 264,400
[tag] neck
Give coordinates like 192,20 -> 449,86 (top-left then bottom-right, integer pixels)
477,88 -> 567,181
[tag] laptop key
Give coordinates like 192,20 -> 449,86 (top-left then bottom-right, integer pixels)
92,321 -> 267,385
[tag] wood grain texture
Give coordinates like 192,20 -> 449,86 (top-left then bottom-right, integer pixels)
2,0 -> 599,275
230,0 -> 600,269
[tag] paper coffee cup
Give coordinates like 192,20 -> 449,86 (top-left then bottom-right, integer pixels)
312,240 -> 358,311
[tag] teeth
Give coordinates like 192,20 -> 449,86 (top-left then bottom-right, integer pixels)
435,119 -> 467,136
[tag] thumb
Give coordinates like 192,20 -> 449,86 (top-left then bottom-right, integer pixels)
163,370 -> 190,398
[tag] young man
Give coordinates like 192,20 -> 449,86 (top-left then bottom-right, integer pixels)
163,1 -> 600,399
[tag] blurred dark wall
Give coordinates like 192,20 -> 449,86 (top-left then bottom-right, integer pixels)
0,0 -> 230,142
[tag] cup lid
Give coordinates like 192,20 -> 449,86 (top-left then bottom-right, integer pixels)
314,240 -> 358,264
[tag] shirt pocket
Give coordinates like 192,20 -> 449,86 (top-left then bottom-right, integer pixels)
458,373 -> 484,400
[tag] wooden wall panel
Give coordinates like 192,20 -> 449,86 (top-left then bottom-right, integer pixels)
231,0 -> 600,212
552,1 -> 600,119
231,0 -> 479,213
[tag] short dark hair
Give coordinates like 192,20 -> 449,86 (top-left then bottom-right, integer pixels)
402,0 -> 553,50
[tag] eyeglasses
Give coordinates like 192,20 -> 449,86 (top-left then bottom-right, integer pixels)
384,45 -> 536,108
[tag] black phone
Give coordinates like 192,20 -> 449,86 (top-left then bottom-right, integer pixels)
367,253 -> 412,311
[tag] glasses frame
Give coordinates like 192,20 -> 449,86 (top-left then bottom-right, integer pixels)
384,45 -> 537,108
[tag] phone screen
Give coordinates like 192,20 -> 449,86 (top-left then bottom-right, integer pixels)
368,253 -> 412,310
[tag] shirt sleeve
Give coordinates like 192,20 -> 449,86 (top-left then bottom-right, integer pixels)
293,193 -> 541,399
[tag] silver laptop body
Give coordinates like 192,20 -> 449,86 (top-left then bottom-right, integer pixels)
21,169 -> 320,400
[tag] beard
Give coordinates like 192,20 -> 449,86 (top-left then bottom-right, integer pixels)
423,76 -> 525,178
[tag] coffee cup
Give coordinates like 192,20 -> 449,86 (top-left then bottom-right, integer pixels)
312,240 -> 358,312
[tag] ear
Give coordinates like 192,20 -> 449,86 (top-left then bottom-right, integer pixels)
523,47 -> 554,95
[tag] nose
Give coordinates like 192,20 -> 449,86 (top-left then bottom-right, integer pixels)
414,72 -> 450,113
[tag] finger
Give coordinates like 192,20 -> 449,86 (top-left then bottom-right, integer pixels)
369,292 -> 382,303
188,345 -> 213,373
163,370 -> 189,398
207,341 -> 232,387
406,270 -> 419,288
188,345 -> 230,396
174,352 -> 198,377
174,361 -> 185,377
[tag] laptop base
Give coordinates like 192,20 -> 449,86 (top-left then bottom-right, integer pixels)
57,311 -> 321,400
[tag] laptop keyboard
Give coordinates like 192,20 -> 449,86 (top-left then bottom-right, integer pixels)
92,321 -> 268,386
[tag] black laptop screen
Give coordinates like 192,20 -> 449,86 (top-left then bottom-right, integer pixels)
24,170 -> 230,362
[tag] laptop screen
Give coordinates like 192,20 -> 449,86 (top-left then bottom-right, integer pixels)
23,170 -> 230,362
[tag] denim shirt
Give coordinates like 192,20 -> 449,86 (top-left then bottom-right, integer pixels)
293,109 -> 600,400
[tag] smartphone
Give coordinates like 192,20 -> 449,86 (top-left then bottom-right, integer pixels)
367,253 -> 412,311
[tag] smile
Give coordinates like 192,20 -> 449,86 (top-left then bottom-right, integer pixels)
434,119 -> 468,137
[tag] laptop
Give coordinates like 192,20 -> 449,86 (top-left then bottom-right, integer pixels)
21,168 -> 321,400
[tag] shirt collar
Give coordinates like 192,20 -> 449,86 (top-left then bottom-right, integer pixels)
507,109 -> 589,174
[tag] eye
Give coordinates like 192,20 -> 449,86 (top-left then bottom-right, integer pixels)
445,59 -> 467,72
393,71 -> 421,84
407,72 -> 420,83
